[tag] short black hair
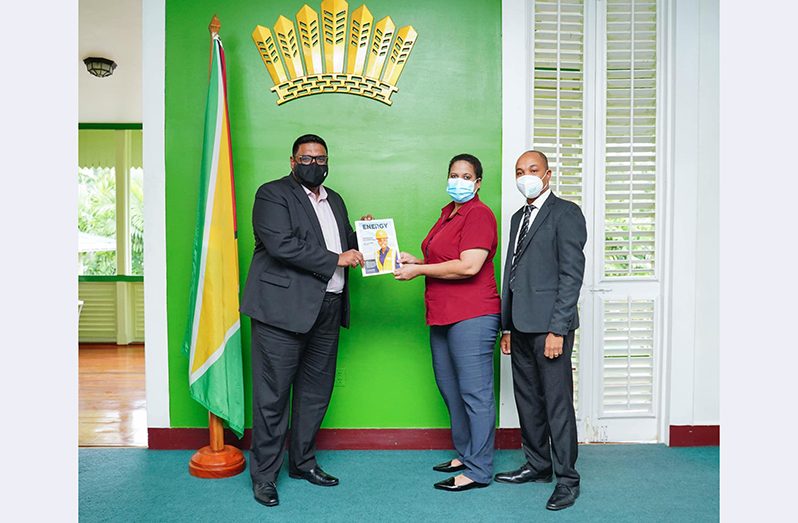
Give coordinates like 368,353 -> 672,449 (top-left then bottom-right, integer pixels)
292,134 -> 327,156
448,153 -> 483,180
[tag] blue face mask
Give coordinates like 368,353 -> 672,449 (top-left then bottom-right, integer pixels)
446,177 -> 476,203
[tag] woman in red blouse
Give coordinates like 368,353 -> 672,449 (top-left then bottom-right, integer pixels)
394,153 -> 501,492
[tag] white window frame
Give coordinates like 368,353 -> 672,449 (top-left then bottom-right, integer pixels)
499,0 -> 675,445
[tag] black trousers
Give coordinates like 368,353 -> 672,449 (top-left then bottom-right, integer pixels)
510,328 -> 580,487
250,293 -> 342,484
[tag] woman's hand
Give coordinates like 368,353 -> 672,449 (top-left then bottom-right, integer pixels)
394,264 -> 422,281
500,333 -> 511,355
399,251 -> 421,265
360,214 -> 374,221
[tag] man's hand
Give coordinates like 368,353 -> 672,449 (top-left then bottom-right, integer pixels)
500,333 -> 511,355
399,251 -> 421,265
338,249 -> 364,268
393,264 -> 421,281
360,214 -> 374,221
544,333 -> 564,359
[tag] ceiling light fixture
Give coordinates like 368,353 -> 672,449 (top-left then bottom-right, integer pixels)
83,57 -> 117,78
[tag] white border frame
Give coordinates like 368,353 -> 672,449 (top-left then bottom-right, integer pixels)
498,0 -> 532,428
143,0 -> 170,429
657,0 -> 675,445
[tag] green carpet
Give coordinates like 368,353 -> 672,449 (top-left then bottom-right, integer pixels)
79,445 -> 718,522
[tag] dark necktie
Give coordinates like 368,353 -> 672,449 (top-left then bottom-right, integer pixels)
509,204 -> 534,291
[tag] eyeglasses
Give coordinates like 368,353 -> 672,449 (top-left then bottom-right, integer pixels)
294,155 -> 328,165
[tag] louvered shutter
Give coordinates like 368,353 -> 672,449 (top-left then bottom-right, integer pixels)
78,282 -> 118,342
532,0 -> 586,415
603,0 -> 657,278
523,0 -> 662,441
133,282 -> 145,342
601,298 -> 655,414
598,0 -> 660,431
532,0 -> 585,206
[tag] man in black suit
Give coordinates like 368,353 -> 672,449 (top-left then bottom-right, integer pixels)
240,134 -> 364,507
494,150 -> 587,511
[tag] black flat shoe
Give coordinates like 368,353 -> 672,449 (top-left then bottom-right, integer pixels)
433,476 -> 489,492
546,484 -> 580,510
432,459 -> 467,473
289,465 -> 339,486
253,481 -> 279,507
494,464 -> 553,484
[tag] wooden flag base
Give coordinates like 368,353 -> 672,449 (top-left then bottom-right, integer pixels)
189,444 -> 246,478
189,412 -> 246,479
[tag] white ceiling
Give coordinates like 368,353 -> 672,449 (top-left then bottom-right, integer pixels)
79,0 -> 142,123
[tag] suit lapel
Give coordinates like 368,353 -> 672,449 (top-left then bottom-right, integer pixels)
288,176 -> 326,247
516,193 -> 556,259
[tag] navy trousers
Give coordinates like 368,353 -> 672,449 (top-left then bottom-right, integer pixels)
429,314 -> 500,484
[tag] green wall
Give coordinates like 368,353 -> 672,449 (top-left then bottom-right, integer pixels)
165,0 -> 502,429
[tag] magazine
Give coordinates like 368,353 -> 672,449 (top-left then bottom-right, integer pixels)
354,218 -> 402,277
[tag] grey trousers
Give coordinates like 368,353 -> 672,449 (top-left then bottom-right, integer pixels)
249,293 -> 342,484
510,329 -> 579,487
430,314 -> 500,484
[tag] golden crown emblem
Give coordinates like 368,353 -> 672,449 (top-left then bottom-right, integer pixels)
252,0 -> 418,106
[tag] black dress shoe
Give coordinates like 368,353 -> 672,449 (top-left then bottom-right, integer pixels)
494,464 -> 553,484
432,459 -> 467,473
288,465 -> 339,486
546,484 -> 580,511
253,481 -> 279,507
433,476 -> 489,492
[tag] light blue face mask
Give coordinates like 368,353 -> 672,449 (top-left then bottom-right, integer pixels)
446,177 -> 476,203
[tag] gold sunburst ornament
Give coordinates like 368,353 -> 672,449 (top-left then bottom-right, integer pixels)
252,0 -> 418,106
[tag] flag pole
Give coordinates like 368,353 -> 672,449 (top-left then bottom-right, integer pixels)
188,14 -> 246,479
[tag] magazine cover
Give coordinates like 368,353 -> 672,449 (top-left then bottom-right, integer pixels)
355,218 -> 401,277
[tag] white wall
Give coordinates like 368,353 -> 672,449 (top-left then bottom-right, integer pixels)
665,0 -> 720,428
498,0 -> 529,429
142,0 -> 170,428
79,0 -> 142,122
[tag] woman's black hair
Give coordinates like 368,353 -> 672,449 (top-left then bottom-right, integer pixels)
448,153 -> 483,180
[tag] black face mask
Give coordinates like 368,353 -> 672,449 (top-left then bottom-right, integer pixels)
293,163 -> 328,188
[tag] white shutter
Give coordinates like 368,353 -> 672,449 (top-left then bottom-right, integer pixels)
532,0 -> 585,416
603,0 -> 657,278
532,0 -> 585,206
523,0 -> 662,442
601,297 -> 655,414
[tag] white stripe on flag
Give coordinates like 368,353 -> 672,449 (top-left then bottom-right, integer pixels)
189,319 -> 241,385
188,41 -> 226,374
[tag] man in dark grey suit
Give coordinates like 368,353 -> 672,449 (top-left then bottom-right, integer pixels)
494,150 -> 586,511
240,134 -> 364,507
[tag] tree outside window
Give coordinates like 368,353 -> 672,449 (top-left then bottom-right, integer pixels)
78,129 -> 144,276
78,166 -> 117,275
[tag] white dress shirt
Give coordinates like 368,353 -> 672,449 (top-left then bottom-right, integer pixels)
303,184 -> 345,293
